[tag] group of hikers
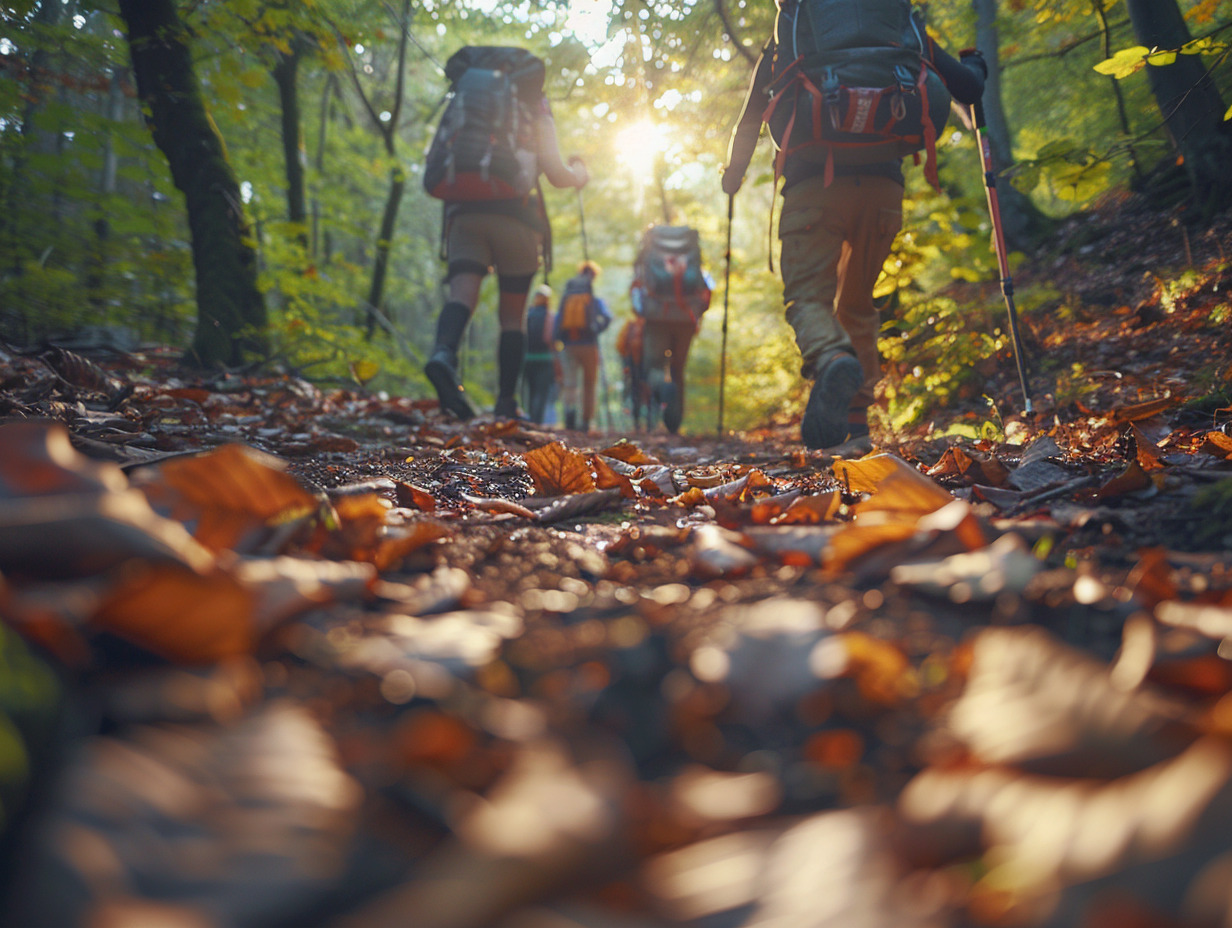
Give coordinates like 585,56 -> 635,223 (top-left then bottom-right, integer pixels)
419,0 -> 989,451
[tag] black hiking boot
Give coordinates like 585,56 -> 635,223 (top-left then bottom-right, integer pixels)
494,395 -> 523,419
425,348 -> 476,420
660,382 -> 682,434
801,353 -> 862,450
425,301 -> 475,420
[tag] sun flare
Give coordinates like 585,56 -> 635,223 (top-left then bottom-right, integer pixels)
614,120 -> 669,181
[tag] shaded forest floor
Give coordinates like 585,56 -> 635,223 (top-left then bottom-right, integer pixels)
2,195 -> 1232,928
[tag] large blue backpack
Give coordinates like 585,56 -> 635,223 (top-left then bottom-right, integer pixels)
763,0 -> 951,187
423,46 -> 546,201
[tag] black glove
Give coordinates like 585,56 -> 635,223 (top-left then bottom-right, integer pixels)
959,48 -> 989,82
720,165 -> 743,197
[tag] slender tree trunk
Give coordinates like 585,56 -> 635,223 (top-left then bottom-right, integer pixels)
358,0 -> 411,340
273,47 -> 308,238
88,65 -> 128,310
1125,0 -> 1232,218
972,0 -> 1050,250
365,165 -> 406,337
118,0 -> 267,368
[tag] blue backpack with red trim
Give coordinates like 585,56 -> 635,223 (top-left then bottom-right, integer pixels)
763,0 -> 951,186
423,46 -> 545,201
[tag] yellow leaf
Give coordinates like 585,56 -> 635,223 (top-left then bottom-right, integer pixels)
1146,49 -> 1177,66
1093,46 -> 1149,79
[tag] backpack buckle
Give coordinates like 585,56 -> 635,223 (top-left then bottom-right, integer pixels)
893,64 -> 916,94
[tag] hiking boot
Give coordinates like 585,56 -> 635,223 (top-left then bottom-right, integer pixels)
424,348 -> 475,420
565,408 -> 578,431
660,383 -> 682,434
801,353 -> 862,450
822,431 -> 873,458
494,396 -> 523,419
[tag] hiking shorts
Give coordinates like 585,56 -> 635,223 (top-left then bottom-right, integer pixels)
447,212 -> 542,282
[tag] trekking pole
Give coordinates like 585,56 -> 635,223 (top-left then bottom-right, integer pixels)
576,188 -> 590,262
971,101 -> 1033,414
717,194 -> 733,436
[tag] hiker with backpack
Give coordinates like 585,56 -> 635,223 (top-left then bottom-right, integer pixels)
421,46 -> 589,420
630,225 -> 713,434
521,284 -> 559,424
552,261 -> 612,432
721,1 -> 987,451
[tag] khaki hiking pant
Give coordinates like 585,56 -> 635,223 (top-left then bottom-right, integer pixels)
778,174 -> 903,409
561,343 -> 600,428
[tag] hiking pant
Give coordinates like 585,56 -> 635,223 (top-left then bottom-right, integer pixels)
642,319 -> 694,420
778,174 -> 903,409
522,356 -> 556,424
561,343 -> 600,428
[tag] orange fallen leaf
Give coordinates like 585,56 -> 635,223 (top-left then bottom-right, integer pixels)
773,490 -> 842,525
835,454 -> 954,514
592,455 -> 637,498
1199,431 -> 1232,460
137,444 -> 319,553
92,562 -> 253,663
600,440 -> 659,465
524,442 -> 596,495
1110,397 -> 1179,424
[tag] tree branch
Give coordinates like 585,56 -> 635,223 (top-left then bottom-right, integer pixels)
714,0 -> 757,65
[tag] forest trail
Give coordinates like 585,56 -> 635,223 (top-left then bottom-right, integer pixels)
1,198 -> 1232,927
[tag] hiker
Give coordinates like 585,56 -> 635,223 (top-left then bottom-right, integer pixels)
630,225 -> 713,434
721,1 -> 987,450
615,309 -> 648,430
552,261 -> 611,431
421,46 -> 588,420
521,284 -> 559,425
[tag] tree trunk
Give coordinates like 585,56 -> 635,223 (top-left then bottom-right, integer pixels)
273,47 -> 308,236
364,166 -> 405,338
118,0 -> 267,368
1125,0 -> 1232,219
972,0 -> 1051,250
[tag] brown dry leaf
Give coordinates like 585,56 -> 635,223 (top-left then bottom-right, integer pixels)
839,631 -> 914,706
835,454 -> 954,514
1199,431 -> 1232,460
599,440 -> 659,465
928,446 -> 1011,487
1111,397 -> 1179,424
773,490 -> 842,525
138,444 -> 319,553
670,486 -> 710,509
822,516 -> 920,574
1096,459 -> 1153,499
523,442 -> 596,496
395,480 -> 438,512
1130,424 -> 1166,471
1127,548 -> 1178,608
591,455 -> 636,499
461,494 -> 537,519
372,521 -> 451,572
0,421 -> 129,499
91,562 -> 254,663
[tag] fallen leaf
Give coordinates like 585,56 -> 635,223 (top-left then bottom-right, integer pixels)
836,454 -> 954,514
135,444 -> 319,553
92,562 -> 254,663
524,442 -> 596,496
591,455 -> 636,498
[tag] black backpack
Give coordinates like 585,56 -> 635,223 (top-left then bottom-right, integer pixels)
635,226 -> 708,324
763,0 -> 951,187
423,46 -> 546,201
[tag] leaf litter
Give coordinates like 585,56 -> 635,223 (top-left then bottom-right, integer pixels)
2,209 -> 1232,926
